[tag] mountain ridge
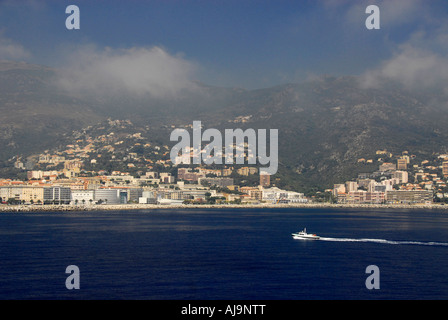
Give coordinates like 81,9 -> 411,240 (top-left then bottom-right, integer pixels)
1,60 -> 448,192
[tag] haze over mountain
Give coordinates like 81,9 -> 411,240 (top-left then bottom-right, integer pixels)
2,59 -> 448,191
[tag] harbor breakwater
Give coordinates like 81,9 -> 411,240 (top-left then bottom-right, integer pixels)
1,202 -> 447,213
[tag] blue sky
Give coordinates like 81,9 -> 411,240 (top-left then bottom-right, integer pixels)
1,0 -> 447,90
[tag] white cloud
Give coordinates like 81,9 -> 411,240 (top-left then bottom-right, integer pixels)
0,34 -> 30,60
361,44 -> 448,90
358,1 -> 448,92
56,45 -> 199,99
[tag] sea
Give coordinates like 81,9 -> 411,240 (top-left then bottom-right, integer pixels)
1,207 -> 448,301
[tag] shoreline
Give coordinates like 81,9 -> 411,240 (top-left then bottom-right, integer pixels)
1,202 -> 447,213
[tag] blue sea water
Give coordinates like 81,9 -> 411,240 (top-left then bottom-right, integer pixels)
0,207 -> 448,300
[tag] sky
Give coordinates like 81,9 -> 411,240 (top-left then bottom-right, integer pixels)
0,0 -> 447,92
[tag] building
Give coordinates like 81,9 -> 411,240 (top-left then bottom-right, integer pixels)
94,188 -> 121,204
339,191 -> 385,204
198,177 -> 234,188
27,171 -> 43,180
237,167 -> 258,176
159,172 -> 175,184
139,190 -> 157,204
401,155 -> 410,164
71,190 -> 95,205
397,158 -> 407,170
443,161 -> 448,177
119,191 -> 128,204
345,181 -> 358,193
0,186 -> 44,204
392,171 -> 409,184
43,186 -> 72,204
162,190 -> 185,200
240,186 -> 263,201
333,184 -> 346,197
357,179 -> 374,189
177,168 -> 205,182
262,187 -> 307,203
386,190 -> 433,204
27,170 -> 60,180
128,188 -> 143,203
372,185 -> 387,193
179,189 -> 208,201
379,163 -> 396,172
105,175 -> 135,186
259,173 -> 270,187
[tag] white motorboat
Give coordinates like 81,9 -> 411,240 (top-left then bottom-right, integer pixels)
292,228 -> 320,240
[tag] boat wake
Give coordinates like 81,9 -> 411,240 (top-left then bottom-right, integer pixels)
318,237 -> 448,247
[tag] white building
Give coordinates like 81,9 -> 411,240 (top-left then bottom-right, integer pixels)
139,190 -> 157,204
345,181 -> 358,193
71,190 -> 95,205
95,189 -> 121,204
333,184 -> 346,196
262,187 -> 307,203
393,171 -> 409,184
160,172 -> 175,184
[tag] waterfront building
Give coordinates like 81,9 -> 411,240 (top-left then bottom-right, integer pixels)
139,190 -> 157,204
262,187 -> 307,203
336,191 -> 385,204
128,188 -> 143,203
0,186 -> 45,204
22,186 -> 45,204
94,188 -> 121,204
71,190 -> 95,205
163,190 -> 185,200
119,191 -> 128,204
386,190 -> 433,204
43,186 -> 72,205
240,186 -> 263,201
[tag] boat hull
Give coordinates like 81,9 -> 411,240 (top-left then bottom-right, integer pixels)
292,235 -> 320,240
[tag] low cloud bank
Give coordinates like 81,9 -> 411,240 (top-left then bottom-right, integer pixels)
56,45 -> 199,99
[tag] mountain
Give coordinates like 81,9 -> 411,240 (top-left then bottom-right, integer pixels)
2,60 -> 448,192
0,60 -> 101,159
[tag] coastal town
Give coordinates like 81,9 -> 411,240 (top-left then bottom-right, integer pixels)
2,146 -> 448,210
1,120 -> 448,210
0,120 -> 308,208
0,165 -> 308,208
331,150 -> 448,206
